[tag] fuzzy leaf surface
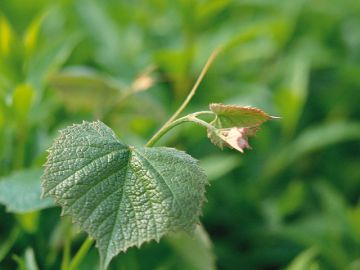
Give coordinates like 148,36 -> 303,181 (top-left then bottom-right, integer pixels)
41,121 -> 207,269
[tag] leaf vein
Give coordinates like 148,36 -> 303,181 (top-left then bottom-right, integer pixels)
45,148 -> 127,195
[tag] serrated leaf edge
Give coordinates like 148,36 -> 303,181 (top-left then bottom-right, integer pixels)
41,121 -> 209,269
209,103 -> 274,124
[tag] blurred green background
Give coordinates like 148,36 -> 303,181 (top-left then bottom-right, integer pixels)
1,0 -> 360,269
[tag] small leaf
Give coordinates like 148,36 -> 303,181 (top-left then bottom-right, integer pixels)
41,121 -> 207,269
207,103 -> 275,152
0,169 -> 54,213
209,103 -> 273,128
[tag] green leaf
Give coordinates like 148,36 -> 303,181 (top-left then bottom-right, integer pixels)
49,68 -> 121,112
200,154 -> 241,181
0,227 -> 20,262
207,103 -> 275,152
27,34 -> 79,91
12,247 -> 39,270
0,16 -> 15,57
12,83 -> 34,121
24,247 -> 39,270
41,121 -> 207,269
167,224 -> 216,270
261,121 -> 360,181
275,52 -> 310,137
0,169 -> 54,213
286,247 -> 318,270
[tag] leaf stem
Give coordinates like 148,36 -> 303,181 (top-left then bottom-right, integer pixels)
190,110 -> 215,118
68,237 -> 94,270
187,115 -> 217,131
146,47 -> 221,146
61,237 -> 71,270
146,112 -> 216,147
60,218 -> 72,270
166,48 -> 220,123
0,226 -> 20,262
70,49 -> 220,270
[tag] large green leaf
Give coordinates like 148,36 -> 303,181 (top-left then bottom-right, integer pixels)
0,169 -> 54,213
41,121 -> 207,269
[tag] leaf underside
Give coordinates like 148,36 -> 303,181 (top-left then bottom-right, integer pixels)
208,103 -> 273,151
41,121 -> 207,269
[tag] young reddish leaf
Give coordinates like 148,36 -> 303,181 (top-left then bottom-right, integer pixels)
207,103 -> 277,153
209,103 -> 274,128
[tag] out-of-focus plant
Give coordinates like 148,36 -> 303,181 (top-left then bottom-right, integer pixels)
41,49 -> 276,269
1,0 -> 360,269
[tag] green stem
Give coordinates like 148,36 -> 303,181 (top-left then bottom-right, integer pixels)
61,237 -> 70,270
146,116 -> 188,147
69,49 -> 220,270
187,114 -> 217,131
168,49 -> 220,123
190,110 -> 215,118
146,48 -> 221,147
146,111 -> 215,147
101,65 -> 156,120
60,218 -> 72,270
0,226 -> 20,262
13,124 -> 27,170
68,237 -> 94,270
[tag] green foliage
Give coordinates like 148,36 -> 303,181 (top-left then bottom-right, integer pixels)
0,0 -> 360,269
0,169 -> 54,213
166,225 -> 216,270
42,121 -> 208,268
286,247 -> 319,270
12,248 -> 39,270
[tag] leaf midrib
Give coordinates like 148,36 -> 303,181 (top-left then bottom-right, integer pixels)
104,148 -> 132,266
